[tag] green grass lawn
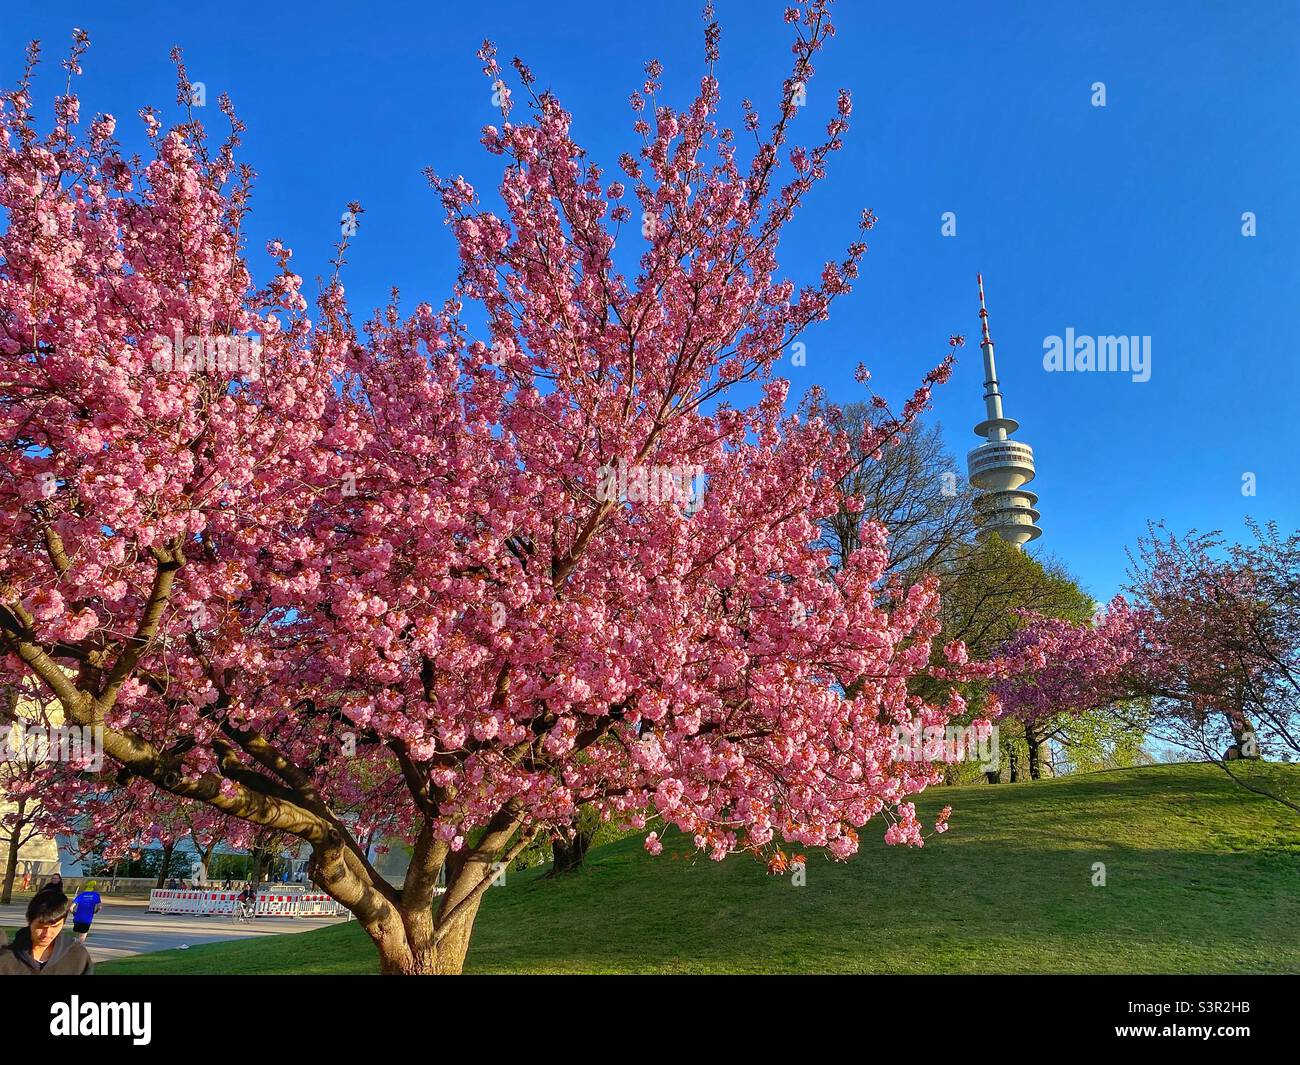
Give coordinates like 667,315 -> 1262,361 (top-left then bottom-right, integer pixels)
100,762 -> 1300,974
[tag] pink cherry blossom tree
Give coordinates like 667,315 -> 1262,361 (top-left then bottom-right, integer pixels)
990,597 -> 1152,736
3,6 -> 981,974
994,522 -> 1299,814
1126,523 -> 1299,809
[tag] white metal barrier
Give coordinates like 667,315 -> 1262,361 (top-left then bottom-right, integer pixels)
296,893 -> 336,916
255,893 -> 291,917
204,891 -> 239,915
148,888 -> 344,918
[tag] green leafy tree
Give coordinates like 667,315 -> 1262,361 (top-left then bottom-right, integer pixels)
935,537 -> 1095,781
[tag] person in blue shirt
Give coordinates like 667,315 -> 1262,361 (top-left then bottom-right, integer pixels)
70,881 -> 102,943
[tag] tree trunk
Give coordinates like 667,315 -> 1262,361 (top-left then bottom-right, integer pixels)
309,803 -> 532,975
155,840 -> 175,889
1,802 -> 23,905
252,847 -> 270,885
367,892 -> 485,975
369,838 -> 515,975
372,929 -> 468,974
430,910 -> 477,974
1025,724 -> 1053,780
1008,744 -> 1022,783
1224,710 -> 1261,760
549,825 -> 592,875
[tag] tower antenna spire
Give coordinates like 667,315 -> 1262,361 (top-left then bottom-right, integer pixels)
977,272 -> 992,346
966,273 -> 1042,548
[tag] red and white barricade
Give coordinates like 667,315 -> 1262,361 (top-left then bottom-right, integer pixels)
204,891 -> 238,915
255,892 -> 292,916
149,887 -> 341,918
150,889 -> 198,914
296,893 -> 339,916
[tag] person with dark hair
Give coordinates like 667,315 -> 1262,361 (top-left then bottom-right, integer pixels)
234,883 -> 256,922
0,890 -> 94,975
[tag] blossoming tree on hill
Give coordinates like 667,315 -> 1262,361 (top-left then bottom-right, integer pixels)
2,5 -> 982,973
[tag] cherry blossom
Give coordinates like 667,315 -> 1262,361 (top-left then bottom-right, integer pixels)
1,6 -> 981,973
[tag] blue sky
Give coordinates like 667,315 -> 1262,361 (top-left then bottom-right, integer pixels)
4,0 -> 1297,601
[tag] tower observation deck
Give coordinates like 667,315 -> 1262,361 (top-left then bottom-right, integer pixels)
966,274 -> 1042,547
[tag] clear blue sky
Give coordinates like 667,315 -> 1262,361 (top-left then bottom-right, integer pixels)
5,0 -> 1298,601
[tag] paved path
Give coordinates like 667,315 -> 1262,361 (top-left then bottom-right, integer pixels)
0,897 -> 346,964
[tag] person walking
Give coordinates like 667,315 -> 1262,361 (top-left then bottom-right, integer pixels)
69,880 -> 102,944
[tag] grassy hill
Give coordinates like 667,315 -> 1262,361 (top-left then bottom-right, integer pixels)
100,762 -> 1300,974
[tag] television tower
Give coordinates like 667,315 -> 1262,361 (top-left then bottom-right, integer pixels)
966,274 -> 1041,547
